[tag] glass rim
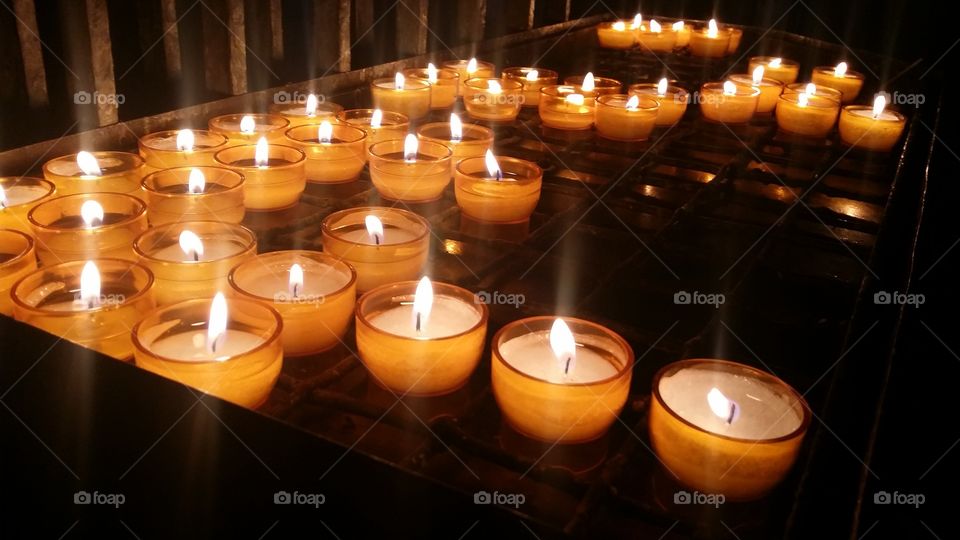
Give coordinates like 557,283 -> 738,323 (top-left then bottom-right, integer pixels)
213,143 -> 306,169
141,166 -> 245,194
416,122 -> 494,144
540,84 -> 597,98
0,229 -> 35,267
371,77 -> 431,91
208,113 -> 290,132
27,192 -> 147,231
701,82 -> 761,98
336,108 -> 410,128
139,129 -> 229,152
628,82 -> 689,97
463,77 -> 522,91
368,138 -> 452,162
841,105 -> 906,121
403,67 -> 459,81
321,206 -> 430,247
455,155 -> 543,183
777,92 -> 841,109
268,100 -> 344,116
132,220 -> 257,264
811,65 -> 865,79
501,66 -> 559,80
11,257 -> 154,316
228,250 -> 357,303
749,56 -> 799,67
284,123 -> 367,145
597,93 -> 660,111
441,58 -> 495,69
727,74 -> 784,88
356,280 -> 489,342
42,151 -> 144,179
0,176 -> 56,207
562,75 -> 622,87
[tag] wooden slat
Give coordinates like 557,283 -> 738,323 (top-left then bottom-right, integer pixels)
12,0 -> 48,107
456,0 -> 486,44
396,0 -> 428,57
160,0 -> 181,77
84,0 -> 119,125
201,0 -> 248,95
337,0 -> 351,72
270,0 -> 283,60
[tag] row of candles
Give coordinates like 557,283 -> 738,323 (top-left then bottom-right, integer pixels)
597,15 -> 743,57
0,56 -> 820,501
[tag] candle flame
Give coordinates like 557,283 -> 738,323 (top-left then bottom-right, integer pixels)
176,129 -> 195,151
625,94 -> 640,110
488,79 -> 502,94
79,261 -> 101,309
581,72 -> 595,92
395,72 -> 405,90
612,21 -> 626,31
565,93 -> 585,106
178,230 -> 204,261
254,137 -> 269,167
484,149 -> 501,180
707,387 -> 740,424
403,133 -> 419,162
657,77 -> 668,96
834,62 -> 848,77
76,151 -> 102,176
0,185 -> 6,209
872,94 -> 886,118
412,276 -> 433,334
239,115 -> 256,134
631,13 -> 641,29
207,292 -> 228,355
805,82 -> 817,95
318,120 -> 333,143
370,109 -> 383,128
288,263 -> 303,299
427,62 -> 438,83
798,92 -> 810,107
650,19 -> 661,33
525,69 -> 539,81
672,21 -> 684,31
769,57 -> 782,68
723,81 -> 737,96
365,215 -> 384,245
752,66 -> 765,85
305,94 -> 318,116
466,57 -> 478,74
450,113 -> 463,142
707,19 -> 719,38
550,318 -> 577,376
80,200 -> 104,228
188,168 -> 205,194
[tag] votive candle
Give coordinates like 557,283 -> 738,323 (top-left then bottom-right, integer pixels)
629,80 -> 689,126
442,58 -> 495,94
539,85 -> 597,130
214,140 -> 306,211
0,229 -> 37,316
501,67 -> 558,107
269,96 -> 343,127
141,166 -> 245,226
747,56 -> 799,84
838,96 -> 906,151
810,63 -> 864,103
404,66 -> 459,109
595,94 -> 659,141
208,113 -> 290,146
0,177 -> 56,234
699,82 -> 760,124
454,152 -> 542,223
371,73 -> 431,120
285,122 -> 367,183
138,129 -> 229,171
462,78 -> 523,122
367,136 -> 452,202
43,151 -> 144,199
775,92 -> 840,136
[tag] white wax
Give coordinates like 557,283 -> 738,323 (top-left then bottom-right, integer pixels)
276,105 -> 338,117
149,329 -> 265,362
147,132 -> 224,150
240,260 -> 351,298
335,226 -> 418,246
658,366 -> 803,439
20,281 -> 90,312
149,240 -> 248,262
849,109 -> 900,121
47,156 -> 126,176
216,120 -> 275,132
0,185 -> 49,206
498,331 -> 619,383
368,296 -> 481,338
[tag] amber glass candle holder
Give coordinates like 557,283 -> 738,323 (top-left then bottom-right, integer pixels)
370,77 -> 431,120
454,156 -> 542,223
0,177 -> 56,233
141,166 -> 244,226
539,85 -> 597,130
563,75 -> 622,96
132,297 -> 283,408
214,143 -> 306,211
775,93 -> 840,137
355,280 -> 488,396
28,193 -> 148,265
0,229 -> 37,316
337,109 -> 410,154
491,316 -> 633,443
12,258 -> 156,360
229,250 -> 356,356
442,59 -> 496,94
285,123 -> 366,183
725,27 -> 743,53
462,78 -> 524,122
596,21 -> 637,49
404,67 -> 459,109
208,113 -> 290,146
133,221 -> 257,306
502,67 -> 559,107
635,26 -> 678,52
838,106 -> 907,152
628,83 -> 689,126
269,99 -> 343,127
43,151 -> 144,199
595,94 -> 660,141
728,75 -> 784,114
321,206 -> 430,293
368,139 -> 452,202
747,57 -> 800,84
699,83 -> 761,124
810,66 -> 865,103
688,29 -> 730,57
138,130 -> 229,171
783,83 -> 842,104
649,359 -> 811,500
417,122 -> 494,175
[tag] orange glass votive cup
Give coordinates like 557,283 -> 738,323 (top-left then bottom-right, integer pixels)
454,156 -> 542,223
269,99 -> 343,127
595,94 -> 660,141
442,59 -> 496,94
628,83 -> 689,126
214,143 -> 306,211
141,166 -> 245,225
501,67 -> 559,107
688,30 -> 730,57
810,67 -> 865,103
417,122 -> 494,176
371,77 -> 432,120
729,75 -> 784,114
596,22 -> 637,49
138,130 -> 229,171
838,106 -> 907,152
285,123 -> 367,183
463,78 -> 524,121
538,85 -> 597,130
563,75 -> 622,96
775,93 -> 840,137
699,83 -> 760,124
368,139 -> 452,202
404,67 -> 459,109
0,177 -> 56,233
0,229 -> 37,316
337,109 -> 410,154
43,151 -> 144,199
783,83 -> 842,104
208,113 -> 290,146
747,57 -> 800,84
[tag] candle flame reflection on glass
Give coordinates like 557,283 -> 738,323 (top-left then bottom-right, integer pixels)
176,129 -> 195,151
657,77 -> 668,96
565,93 -> 585,106
255,137 -> 269,167
427,63 -> 438,83
581,72 -> 595,92
752,66 -> 765,85
80,200 -> 104,227
769,57 -> 782,68
289,263 -> 303,298
835,61 -> 848,77
625,94 -> 640,110
403,134 -> 418,162
77,151 -> 102,176
0,185 -> 6,208
707,387 -> 740,424
207,292 -> 228,356
239,115 -> 256,134
188,168 -> 205,194
449,113 -> 463,142
79,261 -> 101,309
872,94 -> 887,118
178,230 -> 204,262
707,19 -> 719,38
798,92 -> 810,107
364,215 -> 384,245
370,109 -> 383,129
484,149 -> 502,180
318,121 -> 333,143
549,318 -> 577,376
395,72 -> 405,90
305,94 -> 318,116
488,80 -> 502,94
412,276 -> 433,334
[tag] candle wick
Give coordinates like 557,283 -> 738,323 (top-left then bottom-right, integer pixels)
495,170 -> 502,182
90,218 -> 102,228
726,403 -> 737,424
415,312 -> 421,333
564,356 -> 571,375
292,283 -> 300,299
375,234 -> 381,246
192,251 -> 199,262
87,298 -> 96,309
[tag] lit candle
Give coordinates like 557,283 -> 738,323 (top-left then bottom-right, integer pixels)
728,66 -> 784,114
355,277 -> 488,396
628,78 -> 689,126
462,78 -> 524,121
208,113 -> 290,146
133,293 -> 283,408
417,113 -> 494,175
370,72 -> 431,120
649,359 -> 811,500
284,120 -> 367,183
538,85 -> 596,130
321,207 -> 430,293
491,316 -> 633,443
672,20 -> 691,47
783,82 -> 842,104
43,151 -> 144,200
12,259 -> 156,359
0,177 -> 56,234
689,19 -> 731,57
838,94 -> 906,151
563,72 -> 622,96
214,137 -> 306,211
141,166 -> 245,226
596,20 -> 637,49
0,229 -> 37,316
747,56 -> 799,84
501,67 -> 558,107
28,193 -> 148,265
404,64 -> 459,109
229,250 -> 357,356
699,81 -> 760,124
454,149 -> 543,223
368,134 -> 452,202
138,128 -> 229,171
810,62 -> 865,103
595,93 -> 660,141
775,90 -> 840,136
269,94 -> 343,127
635,19 -> 678,52
133,222 -> 257,306
725,26 -> 743,53
442,57 -> 495,94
